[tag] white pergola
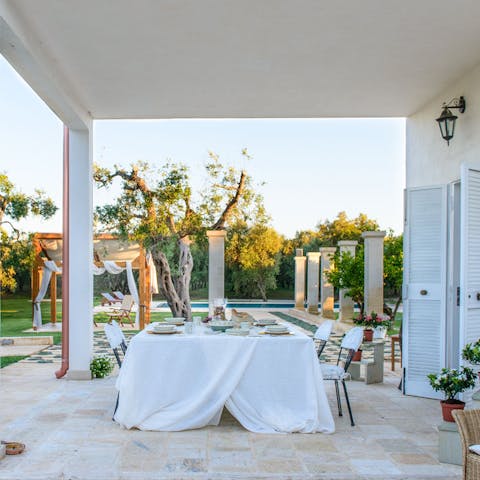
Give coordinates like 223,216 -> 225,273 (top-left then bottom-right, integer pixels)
2,0 -> 480,379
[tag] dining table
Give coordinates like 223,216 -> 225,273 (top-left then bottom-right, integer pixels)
114,321 -> 335,434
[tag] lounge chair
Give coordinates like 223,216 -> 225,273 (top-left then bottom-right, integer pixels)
113,291 -> 125,301
101,292 -> 121,306
107,295 -> 135,327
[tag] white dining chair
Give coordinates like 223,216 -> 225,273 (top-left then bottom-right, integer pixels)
320,326 -> 363,426
104,320 -> 128,367
313,320 -> 334,359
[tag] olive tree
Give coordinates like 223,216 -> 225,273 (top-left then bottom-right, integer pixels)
0,173 -> 57,293
94,151 -> 263,319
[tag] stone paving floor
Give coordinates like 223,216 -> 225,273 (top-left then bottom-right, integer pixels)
0,362 -> 461,480
0,313 -> 461,479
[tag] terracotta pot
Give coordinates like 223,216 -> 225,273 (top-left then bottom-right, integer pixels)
440,400 -> 465,422
352,349 -> 362,362
363,329 -> 373,342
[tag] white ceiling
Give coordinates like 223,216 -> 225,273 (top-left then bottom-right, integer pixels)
3,0 -> 480,120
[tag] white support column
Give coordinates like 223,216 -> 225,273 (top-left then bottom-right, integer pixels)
68,127 -> 93,380
362,231 -> 386,315
320,247 -> 336,319
207,230 -> 227,315
306,252 -> 321,314
338,240 -> 358,322
294,248 -> 306,310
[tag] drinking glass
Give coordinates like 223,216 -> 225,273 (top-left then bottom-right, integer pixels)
184,321 -> 193,334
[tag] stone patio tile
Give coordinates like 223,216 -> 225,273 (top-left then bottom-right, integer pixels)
209,447 -> 256,473
349,458 -> 402,475
379,438 -> 425,453
256,458 -> 306,474
304,460 -> 354,475
390,453 -> 438,465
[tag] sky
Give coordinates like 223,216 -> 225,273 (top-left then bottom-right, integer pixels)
0,54 -> 405,238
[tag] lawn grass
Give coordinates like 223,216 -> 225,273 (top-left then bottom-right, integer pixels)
0,296 -> 62,344
0,355 -> 27,368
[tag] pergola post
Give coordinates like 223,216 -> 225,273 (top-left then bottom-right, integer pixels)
67,126 -> 93,380
294,248 -> 306,310
138,247 -> 151,329
306,252 -> 321,314
319,247 -> 336,319
362,231 -> 386,315
207,230 -> 227,315
337,240 -> 358,322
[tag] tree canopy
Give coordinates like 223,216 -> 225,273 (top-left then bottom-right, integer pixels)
0,173 -> 57,293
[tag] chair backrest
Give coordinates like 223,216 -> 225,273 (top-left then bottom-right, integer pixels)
314,320 -> 333,341
337,327 -> 364,371
104,320 -> 128,366
113,291 -> 125,300
452,409 -> 480,452
121,294 -> 134,311
341,327 -> 364,351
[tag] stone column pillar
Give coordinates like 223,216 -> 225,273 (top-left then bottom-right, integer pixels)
207,230 -> 227,315
362,231 -> 386,315
306,252 -> 321,314
320,247 -> 336,319
294,248 -> 306,310
338,240 -> 358,322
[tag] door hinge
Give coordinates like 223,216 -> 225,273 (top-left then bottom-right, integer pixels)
457,286 -> 460,306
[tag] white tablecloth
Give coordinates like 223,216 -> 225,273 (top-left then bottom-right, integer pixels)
114,326 -> 335,434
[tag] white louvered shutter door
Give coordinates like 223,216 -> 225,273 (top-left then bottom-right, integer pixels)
460,165 -> 480,350
403,186 -> 447,398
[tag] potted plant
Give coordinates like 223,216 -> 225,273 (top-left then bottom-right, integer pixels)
427,367 -> 476,422
462,339 -> 480,365
354,311 -> 390,341
90,355 -> 114,379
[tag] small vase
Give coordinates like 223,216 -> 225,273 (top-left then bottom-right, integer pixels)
440,400 -> 465,422
352,349 -> 362,362
363,329 -> 373,342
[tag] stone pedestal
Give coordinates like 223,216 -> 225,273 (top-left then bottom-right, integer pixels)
319,247 -> 336,319
349,340 -> 384,384
362,231 -> 386,315
207,230 -> 227,316
338,240 -> 358,322
294,249 -> 306,310
306,252 -> 321,314
438,421 -> 462,465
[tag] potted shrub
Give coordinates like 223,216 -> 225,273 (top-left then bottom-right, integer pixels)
354,311 -> 390,341
462,339 -> 480,367
427,367 -> 476,422
90,355 -> 114,379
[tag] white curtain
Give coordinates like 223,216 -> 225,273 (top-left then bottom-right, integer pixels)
126,261 -> 140,328
33,260 -> 61,329
92,264 -> 106,275
104,260 -> 125,275
147,253 -> 159,294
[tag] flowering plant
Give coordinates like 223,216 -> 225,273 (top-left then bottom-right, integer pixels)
354,311 -> 390,329
427,367 -> 476,401
90,355 -> 114,379
462,339 -> 480,365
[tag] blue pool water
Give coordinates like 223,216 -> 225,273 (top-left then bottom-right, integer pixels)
155,301 -> 341,309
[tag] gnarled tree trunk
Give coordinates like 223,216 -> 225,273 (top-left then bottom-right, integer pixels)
151,238 -> 194,320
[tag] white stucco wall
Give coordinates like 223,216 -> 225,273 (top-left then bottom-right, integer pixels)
407,62 -> 480,187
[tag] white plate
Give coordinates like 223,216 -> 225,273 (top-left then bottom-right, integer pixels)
265,325 -> 288,334
255,319 -> 277,326
153,325 -> 177,333
225,328 -> 249,336
163,317 -> 185,326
